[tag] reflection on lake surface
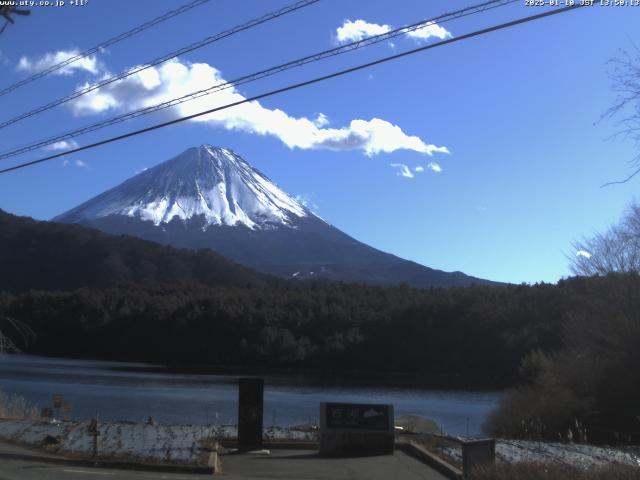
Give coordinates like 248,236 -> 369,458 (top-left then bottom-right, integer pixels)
0,354 -> 501,436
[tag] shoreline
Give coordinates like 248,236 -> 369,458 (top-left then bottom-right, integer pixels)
3,352 -> 510,391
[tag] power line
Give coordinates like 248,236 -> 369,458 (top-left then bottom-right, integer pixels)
0,0 -> 320,131
0,0 -> 212,96
0,0 -> 518,161
0,0 -> 516,160
0,4 -> 589,176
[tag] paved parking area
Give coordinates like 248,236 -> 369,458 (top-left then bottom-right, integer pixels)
0,440 -> 449,480
221,448 -> 449,480
0,459 -> 204,480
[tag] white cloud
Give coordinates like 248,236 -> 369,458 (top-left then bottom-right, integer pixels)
335,19 -> 451,45
336,19 -> 391,43
576,250 -> 592,259
44,140 -> 79,152
70,58 -> 449,158
61,158 -> 87,168
390,163 -> 415,178
392,162 -> 443,178
313,113 -> 329,127
404,22 -> 452,42
17,49 -> 101,76
427,162 -> 442,173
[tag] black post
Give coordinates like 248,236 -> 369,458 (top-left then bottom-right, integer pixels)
238,377 -> 264,451
88,417 -> 100,459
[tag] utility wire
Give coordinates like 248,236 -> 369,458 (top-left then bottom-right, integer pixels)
0,4 -> 589,176
0,0 -> 518,161
0,0 -> 320,131
0,0 -> 212,97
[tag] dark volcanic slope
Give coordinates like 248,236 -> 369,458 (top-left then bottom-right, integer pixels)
55,145 -> 498,288
0,209 -> 268,293
81,213 -> 489,288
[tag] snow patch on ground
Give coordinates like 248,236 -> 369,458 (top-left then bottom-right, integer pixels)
0,419 -> 316,465
5,418 -> 635,469
441,438 -> 640,468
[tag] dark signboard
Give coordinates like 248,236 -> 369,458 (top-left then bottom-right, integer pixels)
238,377 -> 264,450
325,403 -> 390,431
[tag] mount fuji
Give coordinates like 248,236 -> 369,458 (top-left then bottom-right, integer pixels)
55,145 -> 495,288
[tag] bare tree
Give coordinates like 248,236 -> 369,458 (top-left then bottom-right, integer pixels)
602,46 -> 640,186
569,201 -> 640,276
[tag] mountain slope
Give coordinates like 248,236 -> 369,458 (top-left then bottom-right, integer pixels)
55,145 -> 497,288
57,146 -> 309,230
0,209 -> 268,293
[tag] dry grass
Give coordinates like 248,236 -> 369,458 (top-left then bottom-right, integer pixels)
472,462 -> 640,480
0,389 -> 39,420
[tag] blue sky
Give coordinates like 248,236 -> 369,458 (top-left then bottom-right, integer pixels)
0,0 -> 638,284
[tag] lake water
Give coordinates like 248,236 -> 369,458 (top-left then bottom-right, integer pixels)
0,355 -> 502,436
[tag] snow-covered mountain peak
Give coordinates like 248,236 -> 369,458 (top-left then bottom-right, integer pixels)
55,145 -> 314,230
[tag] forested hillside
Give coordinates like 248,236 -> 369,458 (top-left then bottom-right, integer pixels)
0,210 -> 268,292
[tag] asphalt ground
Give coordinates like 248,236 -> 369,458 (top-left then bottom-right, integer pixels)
220,448 -> 450,480
0,441 -> 449,480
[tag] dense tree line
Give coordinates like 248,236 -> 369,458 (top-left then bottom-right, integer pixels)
0,276 -> 608,389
